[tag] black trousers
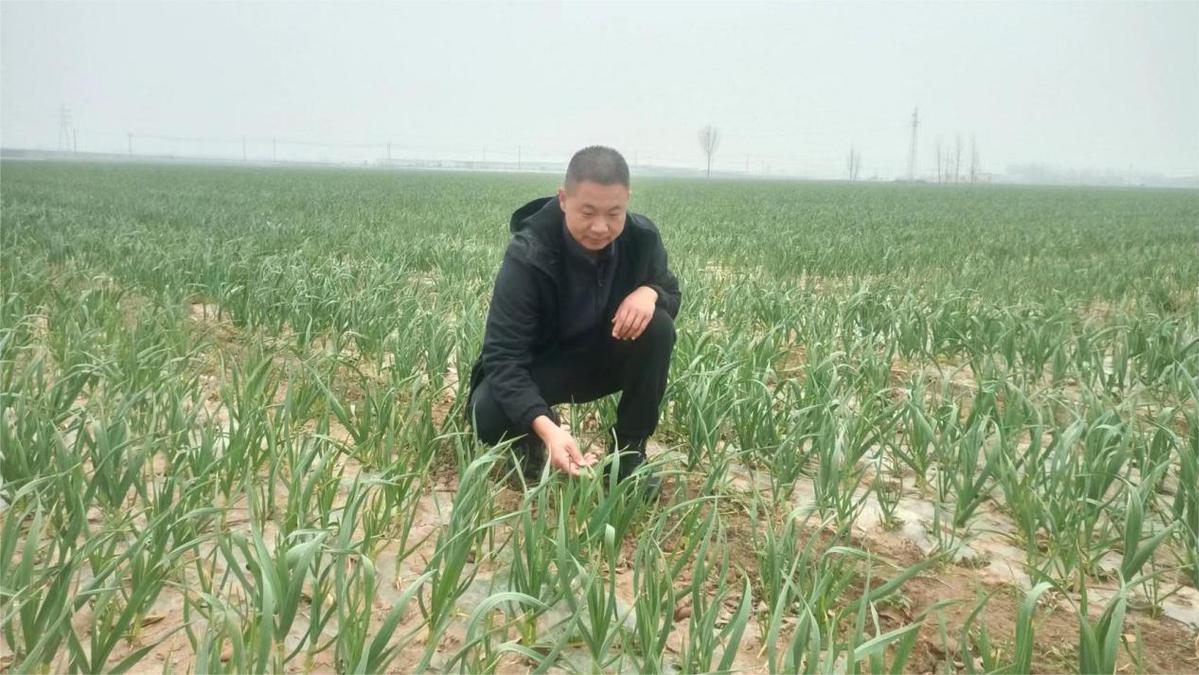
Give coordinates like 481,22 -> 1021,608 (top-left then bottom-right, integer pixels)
467,308 -> 676,451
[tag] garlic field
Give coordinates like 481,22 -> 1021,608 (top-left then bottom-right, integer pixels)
2,161 -> 1197,673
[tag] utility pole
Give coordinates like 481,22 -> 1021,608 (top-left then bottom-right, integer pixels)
272,137 -> 277,162
57,105 -> 73,152
746,155 -> 750,174
127,133 -> 132,155
387,141 -> 392,163
907,107 -> 920,181
72,129 -> 77,154
517,145 -> 522,170
242,136 -> 247,161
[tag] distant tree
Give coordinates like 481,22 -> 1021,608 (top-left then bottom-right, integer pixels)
935,138 -> 944,184
953,134 -> 963,183
847,145 -> 862,181
969,134 -> 980,183
698,125 -> 721,178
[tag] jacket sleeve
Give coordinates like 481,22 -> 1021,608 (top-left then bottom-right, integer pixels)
643,232 -> 682,319
479,245 -> 553,432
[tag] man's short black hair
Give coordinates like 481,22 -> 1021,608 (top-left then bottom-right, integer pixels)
565,146 -> 630,192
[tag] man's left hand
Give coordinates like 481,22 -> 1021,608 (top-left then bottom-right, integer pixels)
612,286 -> 658,340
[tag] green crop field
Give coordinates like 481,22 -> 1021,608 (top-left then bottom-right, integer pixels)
2,161 -> 1197,673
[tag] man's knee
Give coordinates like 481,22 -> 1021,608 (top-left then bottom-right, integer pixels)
640,308 -> 676,349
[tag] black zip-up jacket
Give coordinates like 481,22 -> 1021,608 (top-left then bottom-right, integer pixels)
466,195 -> 682,432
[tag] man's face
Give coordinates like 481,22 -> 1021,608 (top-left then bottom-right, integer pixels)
558,180 -> 630,251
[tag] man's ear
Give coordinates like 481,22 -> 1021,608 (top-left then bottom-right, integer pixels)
557,185 -> 567,208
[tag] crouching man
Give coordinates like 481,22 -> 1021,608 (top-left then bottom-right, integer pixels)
465,145 -> 681,485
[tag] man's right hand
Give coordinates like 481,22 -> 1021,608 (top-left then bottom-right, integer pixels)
532,415 -> 598,477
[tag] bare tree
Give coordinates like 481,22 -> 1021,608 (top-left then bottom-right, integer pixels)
953,134 -> 963,184
935,138 -> 944,184
698,125 -> 720,178
969,134 -> 980,183
846,145 -> 862,181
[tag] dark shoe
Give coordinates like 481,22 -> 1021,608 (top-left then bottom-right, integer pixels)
604,436 -> 644,481
605,437 -> 661,499
513,436 -> 546,484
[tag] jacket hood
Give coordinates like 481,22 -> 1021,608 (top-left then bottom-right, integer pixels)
506,195 -> 656,277
509,196 -> 560,233
509,194 -> 651,236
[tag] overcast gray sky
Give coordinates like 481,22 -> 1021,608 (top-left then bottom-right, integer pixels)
3,1 -> 1197,179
